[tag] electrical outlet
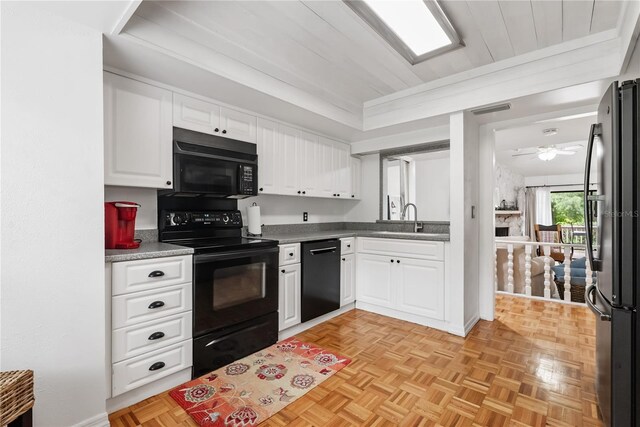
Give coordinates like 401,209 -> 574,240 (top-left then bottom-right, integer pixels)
303,212 -> 308,222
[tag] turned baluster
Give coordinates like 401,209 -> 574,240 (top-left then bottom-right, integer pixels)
494,243 -> 498,291
524,244 -> 532,296
543,245 -> 552,299
563,246 -> 572,301
507,244 -> 514,293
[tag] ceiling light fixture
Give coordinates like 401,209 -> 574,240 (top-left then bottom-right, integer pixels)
471,103 -> 512,115
344,0 -> 462,65
538,148 -> 557,161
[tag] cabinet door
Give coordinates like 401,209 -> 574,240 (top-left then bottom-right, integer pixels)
278,263 -> 301,331
104,73 -> 173,189
220,107 -> 257,143
173,93 -> 220,135
355,253 -> 394,308
317,137 -> 336,198
333,142 -> 351,198
256,118 -> 281,195
278,124 -> 300,196
341,254 -> 356,306
350,157 -> 362,200
396,258 -> 444,320
299,131 -> 319,196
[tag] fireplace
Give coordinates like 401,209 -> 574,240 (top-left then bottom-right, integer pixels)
495,227 -> 509,237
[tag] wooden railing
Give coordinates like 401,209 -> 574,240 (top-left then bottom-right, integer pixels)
494,239 -> 594,304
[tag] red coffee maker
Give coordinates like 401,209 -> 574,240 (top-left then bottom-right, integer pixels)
105,201 -> 141,249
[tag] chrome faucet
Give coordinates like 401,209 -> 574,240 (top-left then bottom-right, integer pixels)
401,203 -> 422,233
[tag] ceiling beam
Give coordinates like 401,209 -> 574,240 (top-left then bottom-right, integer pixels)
110,0 -> 142,36
363,31 -> 625,130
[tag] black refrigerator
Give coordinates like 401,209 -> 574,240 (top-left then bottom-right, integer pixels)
584,79 -> 639,427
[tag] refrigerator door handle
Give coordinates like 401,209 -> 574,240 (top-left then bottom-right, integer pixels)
586,285 -> 612,321
583,123 -> 602,271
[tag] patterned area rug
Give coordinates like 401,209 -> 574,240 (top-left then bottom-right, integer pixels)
169,336 -> 351,426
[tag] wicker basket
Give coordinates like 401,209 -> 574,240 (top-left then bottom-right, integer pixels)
556,281 -> 586,304
0,370 -> 34,425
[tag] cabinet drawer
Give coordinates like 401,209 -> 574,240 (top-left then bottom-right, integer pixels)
279,243 -> 300,266
112,255 -> 192,295
112,340 -> 192,396
112,312 -> 192,363
112,283 -> 192,329
340,237 -> 355,255
357,238 -> 444,261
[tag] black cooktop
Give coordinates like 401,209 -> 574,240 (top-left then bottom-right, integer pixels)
167,237 -> 278,254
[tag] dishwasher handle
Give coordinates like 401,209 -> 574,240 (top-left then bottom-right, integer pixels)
309,246 -> 337,255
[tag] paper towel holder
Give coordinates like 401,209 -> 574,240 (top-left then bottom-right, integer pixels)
247,202 -> 263,237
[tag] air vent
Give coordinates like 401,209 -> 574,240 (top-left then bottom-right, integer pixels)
470,103 -> 511,115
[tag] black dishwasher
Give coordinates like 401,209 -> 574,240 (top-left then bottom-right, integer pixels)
301,239 -> 341,322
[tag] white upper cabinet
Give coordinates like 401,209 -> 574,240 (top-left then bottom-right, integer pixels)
173,94 -> 257,143
333,142 -> 351,198
256,118 -> 280,195
350,157 -> 362,200
278,124 -> 300,196
104,73 -> 173,189
317,137 -> 337,198
219,106 -> 257,143
173,93 -> 220,135
299,131 -> 320,196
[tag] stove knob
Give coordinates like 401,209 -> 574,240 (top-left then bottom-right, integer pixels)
222,214 -> 230,224
173,213 -> 186,225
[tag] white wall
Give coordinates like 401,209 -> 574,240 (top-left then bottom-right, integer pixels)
449,112 -> 480,335
238,195 -> 352,225
1,3 -> 107,426
414,155 -> 450,221
105,186 -> 158,229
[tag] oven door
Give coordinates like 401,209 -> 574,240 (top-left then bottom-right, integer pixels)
193,246 -> 279,337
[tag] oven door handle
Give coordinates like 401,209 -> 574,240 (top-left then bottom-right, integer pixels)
194,246 -> 279,263
205,323 -> 269,347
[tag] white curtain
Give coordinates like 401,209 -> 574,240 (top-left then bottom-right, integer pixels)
535,188 -> 553,225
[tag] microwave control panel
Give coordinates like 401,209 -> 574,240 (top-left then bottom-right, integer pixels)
238,165 -> 256,195
164,211 -> 242,227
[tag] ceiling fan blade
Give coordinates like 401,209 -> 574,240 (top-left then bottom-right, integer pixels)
511,152 -> 536,157
555,151 -> 576,155
561,145 -> 583,150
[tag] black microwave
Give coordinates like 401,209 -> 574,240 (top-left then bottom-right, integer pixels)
167,127 -> 258,198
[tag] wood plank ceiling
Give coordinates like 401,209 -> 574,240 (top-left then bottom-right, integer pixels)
128,0 -> 624,118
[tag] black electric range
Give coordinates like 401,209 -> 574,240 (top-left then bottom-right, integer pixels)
159,207 -> 280,378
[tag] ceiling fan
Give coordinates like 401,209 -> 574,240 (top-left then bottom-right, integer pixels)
511,144 -> 582,161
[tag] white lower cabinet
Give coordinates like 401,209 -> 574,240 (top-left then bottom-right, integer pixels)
396,258 -> 444,320
278,260 -> 301,331
109,255 -> 193,398
355,253 -> 394,308
356,239 -> 445,322
340,253 -> 355,306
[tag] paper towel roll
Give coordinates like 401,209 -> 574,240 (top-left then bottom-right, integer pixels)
247,203 -> 262,235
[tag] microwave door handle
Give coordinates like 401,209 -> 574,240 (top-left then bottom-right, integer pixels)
583,123 -> 601,271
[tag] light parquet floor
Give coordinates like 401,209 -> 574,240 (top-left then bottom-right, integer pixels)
109,295 -> 602,426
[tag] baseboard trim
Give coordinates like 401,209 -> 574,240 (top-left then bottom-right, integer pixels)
71,412 -> 110,427
464,315 -> 480,335
279,303 -> 355,340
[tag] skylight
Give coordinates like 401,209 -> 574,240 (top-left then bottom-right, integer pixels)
362,0 -> 450,55
345,0 -> 462,65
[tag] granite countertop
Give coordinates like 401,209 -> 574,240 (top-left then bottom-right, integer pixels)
105,242 -> 194,263
258,229 -> 450,244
